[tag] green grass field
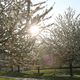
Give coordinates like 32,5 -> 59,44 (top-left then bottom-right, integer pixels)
45,77 -> 80,80
0,77 -> 80,80
0,78 -> 15,80
0,68 -> 80,79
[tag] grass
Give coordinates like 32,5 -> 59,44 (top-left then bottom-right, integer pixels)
0,78 -> 15,80
0,76 -> 80,80
0,68 -> 80,79
0,71 -> 27,77
45,77 -> 80,80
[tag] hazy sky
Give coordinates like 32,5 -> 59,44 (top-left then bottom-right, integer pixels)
32,0 -> 80,16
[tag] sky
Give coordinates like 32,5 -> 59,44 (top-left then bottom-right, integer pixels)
32,0 -> 80,16
31,0 -> 80,37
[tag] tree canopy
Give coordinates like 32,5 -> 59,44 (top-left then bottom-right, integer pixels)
0,0 -> 54,71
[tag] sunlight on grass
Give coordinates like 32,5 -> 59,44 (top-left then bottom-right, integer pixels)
0,78 -> 15,80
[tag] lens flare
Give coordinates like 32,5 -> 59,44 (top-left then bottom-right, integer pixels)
29,25 -> 40,36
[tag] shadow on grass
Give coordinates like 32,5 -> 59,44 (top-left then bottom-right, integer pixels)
41,76 -> 80,80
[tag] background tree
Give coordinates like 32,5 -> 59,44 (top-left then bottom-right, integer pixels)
45,7 -> 80,77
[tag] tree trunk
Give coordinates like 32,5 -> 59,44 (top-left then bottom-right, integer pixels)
17,65 -> 20,72
11,66 -> 13,72
37,66 -> 40,74
69,61 -> 73,77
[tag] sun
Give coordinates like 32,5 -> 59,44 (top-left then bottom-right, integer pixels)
29,25 -> 40,36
